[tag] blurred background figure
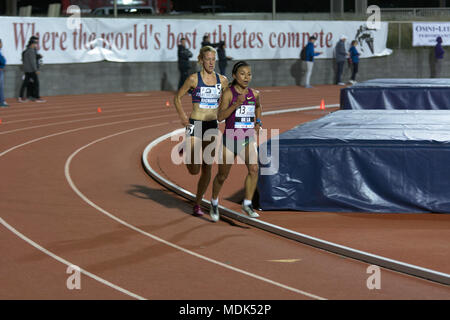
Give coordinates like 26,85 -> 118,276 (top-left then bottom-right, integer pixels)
302,36 -> 322,88
432,36 -> 445,78
217,41 -> 232,76
349,40 -> 360,84
201,34 -> 220,49
177,37 -> 193,89
0,38 -> 8,107
18,37 -> 45,103
335,35 -> 348,85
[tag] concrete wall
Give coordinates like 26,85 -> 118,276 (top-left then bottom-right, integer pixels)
3,48 -> 449,98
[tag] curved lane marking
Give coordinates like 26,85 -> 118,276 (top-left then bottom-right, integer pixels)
64,125 -> 327,300
142,105 -> 450,286
0,118 -> 174,299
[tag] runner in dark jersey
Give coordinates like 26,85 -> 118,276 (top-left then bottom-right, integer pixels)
210,61 -> 262,222
174,46 -> 228,216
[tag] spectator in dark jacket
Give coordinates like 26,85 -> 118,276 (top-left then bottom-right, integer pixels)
432,36 -> 445,78
0,38 -> 8,107
349,40 -> 360,84
19,37 -> 45,103
201,34 -> 219,49
217,41 -> 232,76
335,35 -> 348,85
177,37 -> 193,89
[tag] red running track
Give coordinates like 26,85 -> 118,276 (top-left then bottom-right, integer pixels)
0,86 -> 449,300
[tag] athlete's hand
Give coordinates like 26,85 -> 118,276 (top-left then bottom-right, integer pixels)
235,92 -> 246,107
181,117 -> 190,127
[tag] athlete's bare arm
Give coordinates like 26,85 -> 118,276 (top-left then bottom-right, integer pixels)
219,75 -> 229,91
174,73 -> 197,127
254,89 -> 263,130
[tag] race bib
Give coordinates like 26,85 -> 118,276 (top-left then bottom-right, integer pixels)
199,85 -> 221,109
234,105 -> 255,129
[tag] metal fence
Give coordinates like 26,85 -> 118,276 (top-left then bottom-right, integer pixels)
380,7 -> 450,19
12,5 -> 450,20
10,5 -> 448,50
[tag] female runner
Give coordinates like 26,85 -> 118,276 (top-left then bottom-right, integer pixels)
210,61 -> 262,222
174,46 -> 228,216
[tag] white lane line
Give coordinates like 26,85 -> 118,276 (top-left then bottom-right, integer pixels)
0,96 -> 165,115
0,110 -> 172,135
0,96 -> 172,119
0,104 -> 330,299
64,125 -> 327,301
0,217 -> 146,300
263,104 -> 339,115
3,105 -> 163,124
0,116 -> 171,158
0,117 -> 172,299
142,107 -> 450,286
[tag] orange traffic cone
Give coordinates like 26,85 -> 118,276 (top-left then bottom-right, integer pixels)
0,118 -> 2,125
320,99 -> 325,110
97,107 -> 102,113
165,100 -> 170,107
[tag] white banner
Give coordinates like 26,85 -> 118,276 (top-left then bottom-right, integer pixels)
413,22 -> 450,46
0,17 -> 391,65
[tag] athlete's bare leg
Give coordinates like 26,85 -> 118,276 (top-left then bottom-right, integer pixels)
212,146 -> 234,199
242,140 -> 259,201
194,140 -> 217,205
186,136 -> 201,175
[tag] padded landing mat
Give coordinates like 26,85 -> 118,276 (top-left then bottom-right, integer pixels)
258,110 -> 450,213
340,78 -> 450,110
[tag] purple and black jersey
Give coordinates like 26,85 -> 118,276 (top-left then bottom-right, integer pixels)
224,86 -> 256,140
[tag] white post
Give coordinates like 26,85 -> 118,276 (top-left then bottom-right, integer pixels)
331,0 -> 344,17
272,0 -> 276,20
355,0 -> 368,15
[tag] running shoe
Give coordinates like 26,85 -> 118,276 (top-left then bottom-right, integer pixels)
209,203 -> 220,222
17,98 -> 28,103
193,204 -> 205,216
242,203 -> 260,218
35,98 -> 47,103
0,103 -> 9,108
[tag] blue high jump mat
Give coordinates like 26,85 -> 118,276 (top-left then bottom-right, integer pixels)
258,110 -> 450,213
340,78 -> 450,110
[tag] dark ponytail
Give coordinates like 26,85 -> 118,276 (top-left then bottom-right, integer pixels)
231,60 -> 250,86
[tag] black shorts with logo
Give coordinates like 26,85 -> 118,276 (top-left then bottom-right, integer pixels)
222,135 -> 255,157
186,118 -> 218,140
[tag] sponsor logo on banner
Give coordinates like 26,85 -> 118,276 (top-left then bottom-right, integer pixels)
413,22 -> 450,46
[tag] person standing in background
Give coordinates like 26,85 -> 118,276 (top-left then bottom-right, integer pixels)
18,38 -> 45,103
302,36 -> 322,88
433,36 -> 445,78
0,38 -> 8,107
349,40 -> 360,84
201,34 -> 220,49
217,41 -> 232,76
335,35 -> 348,85
177,37 -> 193,89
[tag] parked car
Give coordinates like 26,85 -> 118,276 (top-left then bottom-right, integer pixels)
92,6 -> 155,16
